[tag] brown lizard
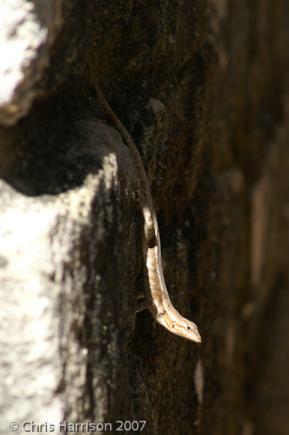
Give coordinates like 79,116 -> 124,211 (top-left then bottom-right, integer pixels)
94,82 -> 201,343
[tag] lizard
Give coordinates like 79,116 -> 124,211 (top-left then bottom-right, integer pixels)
94,82 -> 201,343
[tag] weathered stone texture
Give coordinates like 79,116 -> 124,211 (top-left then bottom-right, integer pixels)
0,1 -> 288,434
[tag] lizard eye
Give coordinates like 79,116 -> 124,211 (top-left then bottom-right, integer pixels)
187,326 -> 191,330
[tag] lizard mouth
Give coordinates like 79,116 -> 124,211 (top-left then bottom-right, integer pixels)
157,313 -> 202,343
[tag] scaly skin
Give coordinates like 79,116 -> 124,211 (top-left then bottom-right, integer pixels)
94,82 -> 201,343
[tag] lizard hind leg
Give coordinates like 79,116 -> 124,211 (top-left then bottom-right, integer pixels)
136,291 -> 145,300
135,295 -> 153,313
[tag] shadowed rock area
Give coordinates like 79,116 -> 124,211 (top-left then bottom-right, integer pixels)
0,1 -> 288,434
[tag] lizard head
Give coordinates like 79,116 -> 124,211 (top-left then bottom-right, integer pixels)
157,311 -> 202,343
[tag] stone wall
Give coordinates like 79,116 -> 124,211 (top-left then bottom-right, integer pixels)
0,1 -> 288,434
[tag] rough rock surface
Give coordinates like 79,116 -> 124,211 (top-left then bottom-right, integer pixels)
0,1 -> 288,434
